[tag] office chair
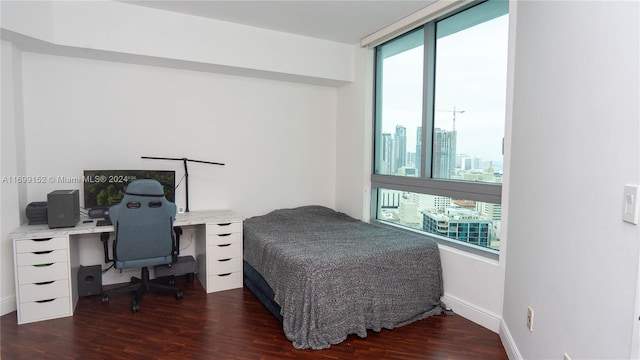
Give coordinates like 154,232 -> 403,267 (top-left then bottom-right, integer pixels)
100,179 -> 183,312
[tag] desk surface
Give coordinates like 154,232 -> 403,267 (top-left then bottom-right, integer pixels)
10,209 -> 244,239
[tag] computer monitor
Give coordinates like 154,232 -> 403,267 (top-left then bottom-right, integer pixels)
83,170 -> 176,210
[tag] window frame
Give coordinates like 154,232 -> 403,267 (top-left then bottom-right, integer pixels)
370,0 -> 507,259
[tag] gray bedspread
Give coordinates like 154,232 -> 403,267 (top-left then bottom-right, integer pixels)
243,205 -> 445,350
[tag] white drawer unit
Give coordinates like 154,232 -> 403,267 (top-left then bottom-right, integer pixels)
206,232 -> 242,247
206,272 -> 243,293
14,236 -> 73,324
209,241 -> 242,259
19,280 -> 70,302
16,249 -> 68,267
206,222 -> 242,235
15,236 -> 67,253
19,297 -> 71,324
208,256 -> 242,274
200,220 -> 243,293
17,262 -> 69,284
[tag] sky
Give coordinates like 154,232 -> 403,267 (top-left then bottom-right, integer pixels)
381,14 -> 509,164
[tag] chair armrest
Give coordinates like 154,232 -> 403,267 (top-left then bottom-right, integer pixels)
172,226 -> 183,262
100,232 -> 113,264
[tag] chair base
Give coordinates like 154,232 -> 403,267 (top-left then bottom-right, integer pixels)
101,266 -> 183,312
154,255 -> 197,283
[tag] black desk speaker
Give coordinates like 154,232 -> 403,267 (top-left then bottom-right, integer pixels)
78,265 -> 102,297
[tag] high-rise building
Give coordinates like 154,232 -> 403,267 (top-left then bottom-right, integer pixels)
398,166 -> 418,177
380,133 -> 393,174
398,200 -> 420,227
415,193 -> 451,211
394,125 -> 406,174
407,152 -> 416,168
458,155 -> 482,171
422,209 -> 492,247
480,202 -> 502,220
432,128 -> 456,179
379,190 -> 402,209
456,153 -> 469,168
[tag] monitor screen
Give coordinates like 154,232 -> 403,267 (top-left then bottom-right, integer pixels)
83,170 -> 176,210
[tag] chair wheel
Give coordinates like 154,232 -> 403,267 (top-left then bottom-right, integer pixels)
131,301 -> 140,313
176,290 -> 183,300
101,295 -> 109,304
187,273 -> 195,282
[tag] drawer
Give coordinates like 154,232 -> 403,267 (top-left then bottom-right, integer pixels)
15,237 -> 67,253
19,280 -> 70,303
16,249 -> 68,267
18,262 -> 68,285
208,257 -> 242,275
18,297 -> 71,324
206,232 -> 242,247
206,222 -> 242,235
207,271 -> 242,292
208,241 -> 242,259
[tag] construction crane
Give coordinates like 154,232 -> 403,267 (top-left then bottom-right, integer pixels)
436,106 -> 465,131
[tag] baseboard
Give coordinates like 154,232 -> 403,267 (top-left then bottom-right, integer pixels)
1,295 -> 17,317
499,318 -> 523,360
441,293 -> 501,333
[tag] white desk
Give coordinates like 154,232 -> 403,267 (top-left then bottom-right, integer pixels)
10,209 -> 244,324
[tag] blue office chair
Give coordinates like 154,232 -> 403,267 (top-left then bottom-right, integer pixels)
101,179 -> 183,312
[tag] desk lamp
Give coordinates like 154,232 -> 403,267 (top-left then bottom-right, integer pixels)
141,156 -> 224,212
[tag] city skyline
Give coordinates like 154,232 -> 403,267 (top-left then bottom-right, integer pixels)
379,124 -> 504,178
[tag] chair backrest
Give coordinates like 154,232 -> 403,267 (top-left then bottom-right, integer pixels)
108,179 -> 177,269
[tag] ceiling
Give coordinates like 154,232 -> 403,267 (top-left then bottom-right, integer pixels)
120,1 -> 434,44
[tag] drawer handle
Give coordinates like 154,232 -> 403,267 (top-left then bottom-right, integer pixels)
33,263 -> 54,268
36,299 -> 55,303
35,281 -> 55,285
32,238 -> 53,242
217,223 -> 232,227
217,243 -> 231,247
217,233 -> 231,237
33,250 -> 53,255
218,258 -> 232,262
217,273 -> 232,277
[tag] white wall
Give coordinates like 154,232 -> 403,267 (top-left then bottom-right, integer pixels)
335,46 -> 372,221
1,1 -> 343,312
1,40 -> 29,315
1,0 -> 353,86
502,1 -> 640,358
19,52 -> 337,215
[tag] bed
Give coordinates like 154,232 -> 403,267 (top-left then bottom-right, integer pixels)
242,205 -> 446,350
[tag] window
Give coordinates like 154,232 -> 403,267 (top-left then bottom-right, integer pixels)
372,0 -> 509,255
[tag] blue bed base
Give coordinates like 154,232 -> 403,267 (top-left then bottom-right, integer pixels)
243,260 -> 283,322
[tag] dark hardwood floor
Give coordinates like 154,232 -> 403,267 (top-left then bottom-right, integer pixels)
1,277 -> 508,359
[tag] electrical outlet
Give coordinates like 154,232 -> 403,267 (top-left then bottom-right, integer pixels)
527,306 -> 534,331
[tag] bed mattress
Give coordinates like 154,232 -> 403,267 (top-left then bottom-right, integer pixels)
243,205 -> 445,349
